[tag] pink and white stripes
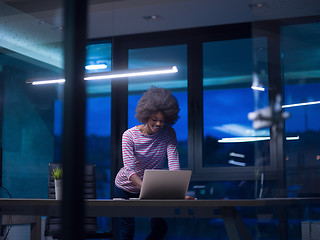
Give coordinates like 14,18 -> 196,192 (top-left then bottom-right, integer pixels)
115,125 -> 180,193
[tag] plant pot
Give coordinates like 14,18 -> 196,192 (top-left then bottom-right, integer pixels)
54,179 -> 63,200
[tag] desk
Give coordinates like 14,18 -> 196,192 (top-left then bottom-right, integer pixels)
0,198 -> 319,240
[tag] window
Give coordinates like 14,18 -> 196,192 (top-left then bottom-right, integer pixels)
54,42 -> 112,231
127,45 -> 188,168
202,38 -> 269,169
86,43 -> 111,74
282,22 -> 320,197
0,2 -> 64,199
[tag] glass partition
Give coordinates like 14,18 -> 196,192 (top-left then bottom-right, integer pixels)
282,22 -> 320,198
0,1 -> 112,237
53,42 -> 112,232
0,1 -> 64,199
249,5 -> 320,240
85,42 -> 112,233
53,42 -> 112,198
1,0 -> 320,239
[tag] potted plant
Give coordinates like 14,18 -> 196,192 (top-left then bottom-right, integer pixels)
52,167 -> 63,200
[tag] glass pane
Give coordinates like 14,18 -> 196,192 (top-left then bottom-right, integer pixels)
282,22 -> 320,197
128,45 -> 188,168
54,42 -> 112,231
0,1 -> 64,198
203,38 -> 269,167
86,43 -> 111,74
85,42 -> 112,202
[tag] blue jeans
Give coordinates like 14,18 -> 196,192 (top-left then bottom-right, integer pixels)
114,185 -> 168,240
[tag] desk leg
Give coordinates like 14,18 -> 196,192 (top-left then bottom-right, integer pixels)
30,216 -> 41,240
220,207 -> 253,240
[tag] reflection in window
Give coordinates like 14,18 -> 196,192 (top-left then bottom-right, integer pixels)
86,43 -> 111,74
128,45 -> 188,168
54,42 -> 112,231
282,22 -> 320,197
188,180 -> 256,199
203,38 -> 269,167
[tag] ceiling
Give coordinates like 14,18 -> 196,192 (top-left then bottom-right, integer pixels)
0,0 -> 319,68
2,0 -> 320,38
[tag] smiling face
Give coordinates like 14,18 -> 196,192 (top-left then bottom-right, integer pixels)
145,111 -> 166,134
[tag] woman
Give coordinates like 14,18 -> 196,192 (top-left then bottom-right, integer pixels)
114,86 -> 181,240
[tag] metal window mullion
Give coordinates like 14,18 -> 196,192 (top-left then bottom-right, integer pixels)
188,41 -> 203,175
62,0 -> 87,239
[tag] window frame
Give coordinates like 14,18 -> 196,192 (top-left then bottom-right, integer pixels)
105,22 -> 285,183
92,18 -> 320,185
195,24 -> 283,181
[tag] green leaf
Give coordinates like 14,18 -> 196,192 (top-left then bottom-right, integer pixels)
51,167 -> 63,180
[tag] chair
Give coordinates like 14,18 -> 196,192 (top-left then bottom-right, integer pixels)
45,163 -> 113,239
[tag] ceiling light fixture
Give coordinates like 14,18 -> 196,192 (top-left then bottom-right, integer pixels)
218,136 -> 299,143
229,152 -> 245,158
218,137 -> 270,143
85,66 -> 178,81
228,160 -> 246,167
251,86 -> 265,91
286,136 -> 300,141
85,64 -> 108,70
282,100 -> 320,108
27,66 -> 178,85
31,79 -> 66,85
248,2 -> 269,9
52,26 -> 63,31
143,15 -> 163,21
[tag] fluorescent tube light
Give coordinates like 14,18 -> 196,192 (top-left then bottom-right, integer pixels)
31,79 -> 66,85
27,66 -> 178,85
85,64 -> 107,70
251,86 -> 265,91
218,137 -> 270,143
286,136 -> 300,140
219,136 -> 299,143
228,160 -> 246,167
282,100 -> 320,108
84,66 -> 178,81
229,152 -> 245,158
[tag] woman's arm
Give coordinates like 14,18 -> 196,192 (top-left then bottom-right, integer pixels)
129,173 -> 143,189
167,127 -> 180,170
122,131 -> 143,189
122,130 -> 137,180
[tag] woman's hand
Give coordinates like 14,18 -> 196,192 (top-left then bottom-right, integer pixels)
185,195 -> 197,200
129,173 -> 143,189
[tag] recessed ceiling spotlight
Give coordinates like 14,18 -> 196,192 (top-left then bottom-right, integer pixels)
248,2 -> 269,9
52,26 -> 63,31
143,15 -> 163,21
34,20 -> 45,25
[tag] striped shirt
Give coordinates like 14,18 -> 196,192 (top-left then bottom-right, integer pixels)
115,125 -> 180,193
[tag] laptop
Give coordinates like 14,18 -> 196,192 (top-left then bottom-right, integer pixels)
139,169 -> 192,199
